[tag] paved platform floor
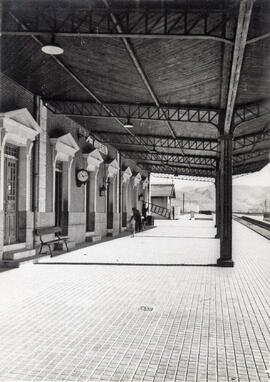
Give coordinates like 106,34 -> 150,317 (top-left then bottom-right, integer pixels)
0,218 -> 269,381
38,217 -> 219,266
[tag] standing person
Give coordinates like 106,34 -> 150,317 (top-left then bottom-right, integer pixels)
132,207 -> 142,232
129,215 -> 135,238
142,202 -> 148,220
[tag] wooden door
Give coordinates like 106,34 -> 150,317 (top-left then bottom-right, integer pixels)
86,179 -> 90,231
4,156 -> 18,245
107,182 -> 113,229
55,168 -> 63,227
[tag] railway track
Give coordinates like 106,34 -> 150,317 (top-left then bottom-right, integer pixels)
233,215 -> 270,240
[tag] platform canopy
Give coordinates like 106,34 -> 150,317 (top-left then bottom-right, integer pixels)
1,0 -> 270,178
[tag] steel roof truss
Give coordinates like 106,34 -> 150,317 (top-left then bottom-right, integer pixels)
93,131 -> 220,152
4,7 -> 235,43
233,159 -> 268,175
233,130 -> 270,150
44,100 -> 220,126
233,99 -> 270,126
233,149 -> 270,165
120,150 -> 216,168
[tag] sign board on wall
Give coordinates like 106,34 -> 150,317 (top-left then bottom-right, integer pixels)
86,136 -> 108,155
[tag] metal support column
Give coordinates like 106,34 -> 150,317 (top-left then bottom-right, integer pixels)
217,135 -> 234,267
215,164 -> 221,239
118,153 -> 122,234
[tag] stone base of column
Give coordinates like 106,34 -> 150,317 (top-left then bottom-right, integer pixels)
217,258 -> 234,267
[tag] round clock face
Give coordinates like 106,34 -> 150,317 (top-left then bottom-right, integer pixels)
77,169 -> 89,183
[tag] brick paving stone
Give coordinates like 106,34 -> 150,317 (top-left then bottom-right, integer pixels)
0,218 -> 269,381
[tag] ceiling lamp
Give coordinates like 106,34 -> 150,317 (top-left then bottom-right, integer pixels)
149,145 -> 157,154
123,117 -> 133,129
41,35 -> 64,55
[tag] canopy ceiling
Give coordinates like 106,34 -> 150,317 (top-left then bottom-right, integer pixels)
1,0 -> 270,178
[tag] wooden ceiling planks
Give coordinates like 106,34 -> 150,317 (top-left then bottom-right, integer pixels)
57,36 -> 154,104
72,116 -> 126,134
2,36 -> 92,101
132,39 -> 222,106
1,0 -> 269,176
236,40 -> 270,105
247,1 -> 270,40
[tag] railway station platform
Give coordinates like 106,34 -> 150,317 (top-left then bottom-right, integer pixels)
0,217 -> 269,381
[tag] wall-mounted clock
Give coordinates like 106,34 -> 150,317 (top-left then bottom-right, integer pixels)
76,169 -> 89,184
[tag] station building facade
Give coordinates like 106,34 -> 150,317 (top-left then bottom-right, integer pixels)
0,74 -> 149,262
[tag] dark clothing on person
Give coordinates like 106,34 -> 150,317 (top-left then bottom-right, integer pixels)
142,203 -> 148,220
132,208 -> 142,232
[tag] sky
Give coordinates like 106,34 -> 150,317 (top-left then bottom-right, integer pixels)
151,163 -> 270,189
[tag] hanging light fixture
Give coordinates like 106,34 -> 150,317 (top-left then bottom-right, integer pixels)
123,117 -> 133,129
41,35 -> 64,55
149,145 -> 157,154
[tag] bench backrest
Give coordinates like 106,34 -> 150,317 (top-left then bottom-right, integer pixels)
35,226 -> 62,236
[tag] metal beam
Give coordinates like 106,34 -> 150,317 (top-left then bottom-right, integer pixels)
102,0 -> 179,145
152,173 -> 215,183
1,31 -> 235,45
223,0 -> 254,134
233,130 -> 270,150
141,163 -> 215,178
2,7 -> 236,45
93,129 -> 270,153
246,32 -> 270,45
233,159 -> 269,174
121,147 -> 269,166
93,131 -> 220,152
141,157 -> 268,177
7,11 -> 153,155
120,150 -> 217,167
233,99 -> 270,126
44,100 -> 220,126
44,98 -> 270,128
233,149 -> 270,164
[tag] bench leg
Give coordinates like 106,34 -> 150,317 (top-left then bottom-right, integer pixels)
64,240 -> 69,252
39,244 -> 43,255
47,244 -> 53,257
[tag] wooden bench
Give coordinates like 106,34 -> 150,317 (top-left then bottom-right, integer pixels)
35,227 -> 69,257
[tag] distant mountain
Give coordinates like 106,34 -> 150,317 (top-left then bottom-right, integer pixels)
172,184 -> 270,213
232,185 -> 270,213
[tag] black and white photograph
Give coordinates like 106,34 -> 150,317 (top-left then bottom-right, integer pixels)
0,0 -> 269,381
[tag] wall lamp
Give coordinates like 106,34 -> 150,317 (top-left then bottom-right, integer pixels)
99,184 -> 107,197
99,170 -> 110,197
